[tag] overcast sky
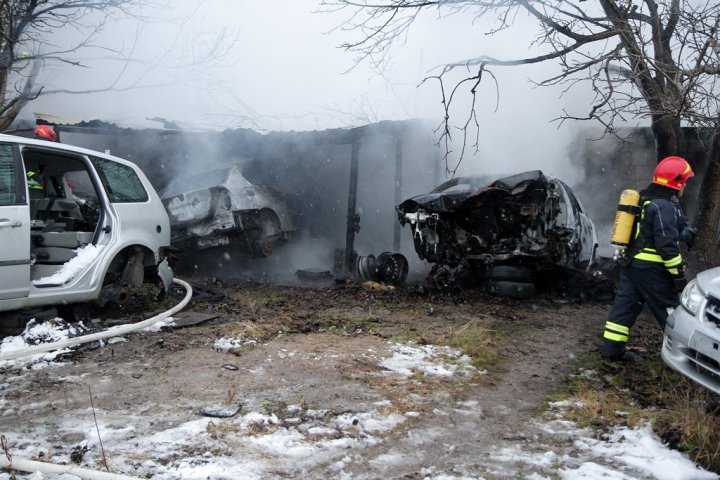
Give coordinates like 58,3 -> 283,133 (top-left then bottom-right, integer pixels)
25,0 -> 608,179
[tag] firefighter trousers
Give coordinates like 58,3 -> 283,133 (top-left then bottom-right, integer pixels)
601,264 -> 678,360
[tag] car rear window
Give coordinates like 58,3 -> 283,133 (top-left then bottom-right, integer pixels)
160,168 -> 232,198
91,157 -> 149,203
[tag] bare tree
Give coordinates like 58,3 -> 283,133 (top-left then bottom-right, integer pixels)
0,0 -> 233,130
323,0 -> 720,263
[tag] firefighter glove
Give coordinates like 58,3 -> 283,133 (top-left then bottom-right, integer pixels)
679,226 -> 697,250
671,272 -> 688,293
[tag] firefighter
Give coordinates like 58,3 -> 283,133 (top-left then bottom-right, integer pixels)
26,169 -> 44,199
601,156 -> 695,361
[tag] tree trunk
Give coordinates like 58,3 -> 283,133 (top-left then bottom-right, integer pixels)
652,113 -> 681,160
693,126 -> 720,269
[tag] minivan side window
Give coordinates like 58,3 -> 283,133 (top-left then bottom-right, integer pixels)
0,144 -> 18,205
91,157 -> 148,203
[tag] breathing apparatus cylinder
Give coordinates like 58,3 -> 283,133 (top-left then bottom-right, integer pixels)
611,189 -> 641,247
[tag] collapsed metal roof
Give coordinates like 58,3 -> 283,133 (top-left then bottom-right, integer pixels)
34,113 -> 222,132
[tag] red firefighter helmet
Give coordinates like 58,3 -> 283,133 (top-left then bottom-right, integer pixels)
34,125 -> 58,142
652,156 -> 694,191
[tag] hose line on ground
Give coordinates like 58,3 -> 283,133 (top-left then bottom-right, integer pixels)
0,278 -> 193,363
0,278 -> 192,479
0,456 -> 143,480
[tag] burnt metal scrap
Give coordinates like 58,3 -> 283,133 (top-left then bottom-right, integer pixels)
355,252 -> 409,285
397,170 -> 598,293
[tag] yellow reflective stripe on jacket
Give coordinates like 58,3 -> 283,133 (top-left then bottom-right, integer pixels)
605,321 -> 629,335
26,171 -> 43,189
664,254 -> 683,268
634,251 -> 663,263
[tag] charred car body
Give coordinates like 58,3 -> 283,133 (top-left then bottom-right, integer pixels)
160,165 -> 295,257
397,171 -> 598,291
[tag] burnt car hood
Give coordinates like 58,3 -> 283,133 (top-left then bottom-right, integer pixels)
397,170 -> 545,215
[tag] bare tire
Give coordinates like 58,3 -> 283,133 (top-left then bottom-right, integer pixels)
483,265 -> 533,282
483,280 -> 535,299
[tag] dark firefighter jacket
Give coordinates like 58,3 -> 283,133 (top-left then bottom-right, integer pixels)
629,184 -> 686,273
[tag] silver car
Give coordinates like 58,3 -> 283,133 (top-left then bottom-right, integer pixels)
662,268 -> 720,394
0,134 -> 172,313
160,165 -> 295,257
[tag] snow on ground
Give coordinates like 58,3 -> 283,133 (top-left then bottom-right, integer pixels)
380,343 -> 481,377
213,337 -> 258,351
481,403 -> 719,480
0,335 -> 717,479
0,318 -> 80,369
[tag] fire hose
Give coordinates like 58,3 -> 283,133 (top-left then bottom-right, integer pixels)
0,455 -> 142,480
0,278 -> 192,362
0,278 -> 192,479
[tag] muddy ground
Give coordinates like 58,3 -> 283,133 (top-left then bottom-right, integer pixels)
0,277 -> 689,479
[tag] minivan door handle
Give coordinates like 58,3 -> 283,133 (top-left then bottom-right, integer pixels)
0,219 -> 22,228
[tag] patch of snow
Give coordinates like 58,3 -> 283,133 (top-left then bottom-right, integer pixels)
559,462 -> 629,479
213,337 -> 257,351
242,412 -> 280,426
572,425 -> 718,480
0,318 -> 76,368
306,426 -> 337,436
142,316 -> 175,332
334,411 -> 405,433
31,244 -> 103,286
370,451 -> 408,467
245,427 -> 315,457
381,343 -> 479,378
493,446 -> 559,467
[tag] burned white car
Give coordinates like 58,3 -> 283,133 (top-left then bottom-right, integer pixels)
397,171 -> 598,292
160,165 -> 295,256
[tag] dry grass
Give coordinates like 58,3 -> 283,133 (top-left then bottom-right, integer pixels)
446,320 -> 504,372
206,420 -> 240,439
655,383 -> 720,472
560,389 -> 655,429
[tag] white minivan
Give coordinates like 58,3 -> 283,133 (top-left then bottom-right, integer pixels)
0,134 -> 172,313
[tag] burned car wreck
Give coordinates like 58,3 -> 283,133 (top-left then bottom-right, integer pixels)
397,171 -> 598,294
160,165 -> 295,257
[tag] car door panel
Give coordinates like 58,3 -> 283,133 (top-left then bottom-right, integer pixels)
0,143 -> 30,299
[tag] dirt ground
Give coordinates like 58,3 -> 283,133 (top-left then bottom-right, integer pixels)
0,277 -> 629,479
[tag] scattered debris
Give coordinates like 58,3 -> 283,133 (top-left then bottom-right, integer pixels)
199,404 -> 243,418
295,269 -> 334,282
361,281 -> 395,292
169,311 -> 219,328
